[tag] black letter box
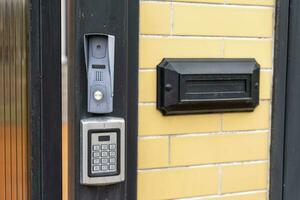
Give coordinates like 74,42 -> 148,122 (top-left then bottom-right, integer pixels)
157,58 -> 260,115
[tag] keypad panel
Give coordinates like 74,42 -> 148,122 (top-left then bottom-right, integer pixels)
90,131 -> 118,176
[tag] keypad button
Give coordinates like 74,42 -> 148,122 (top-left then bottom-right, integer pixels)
93,152 -> 100,157
93,145 -> 100,151
93,159 -> 100,164
101,151 -> 108,157
102,165 -> 108,171
109,165 -> 116,170
93,165 -> 100,171
110,151 -> 116,157
109,144 -> 116,150
101,144 -> 108,150
102,158 -> 108,164
109,158 -> 116,163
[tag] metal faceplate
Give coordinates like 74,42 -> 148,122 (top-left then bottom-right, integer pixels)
84,33 -> 115,114
80,117 -> 125,185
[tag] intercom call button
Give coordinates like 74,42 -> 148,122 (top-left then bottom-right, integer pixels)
93,90 -> 104,101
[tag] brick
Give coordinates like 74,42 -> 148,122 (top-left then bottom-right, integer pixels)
173,4 -> 273,37
139,37 -> 222,68
221,163 -> 268,193
222,101 -> 270,131
139,105 -> 221,136
173,0 -> 274,4
210,192 -> 267,200
138,137 -> 169,169
224,39 -> 273,68
260,71 -> 272,100
140,2 -> 171,35
170,132 -> 268,166
227,0 -> 275,6
139,71 -> 156,102
175,0 -> 225,3
138,167 -> 218,199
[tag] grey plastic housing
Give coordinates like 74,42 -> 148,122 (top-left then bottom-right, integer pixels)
84,33 -> 115,114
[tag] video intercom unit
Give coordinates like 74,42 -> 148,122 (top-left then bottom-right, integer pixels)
84,33 -> 115,114
80,117 -> 125,185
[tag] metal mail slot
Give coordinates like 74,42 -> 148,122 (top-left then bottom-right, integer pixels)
157,58 -> 260,115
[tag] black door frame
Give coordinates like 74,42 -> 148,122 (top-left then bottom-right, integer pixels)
269,0 -> 300,199
29,0 -> 62,199
271,0 -> 300,198
270,0 -> 289,199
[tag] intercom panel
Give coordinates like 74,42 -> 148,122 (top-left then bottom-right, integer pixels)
84,33 -> 115,114
80,117 -> 125,185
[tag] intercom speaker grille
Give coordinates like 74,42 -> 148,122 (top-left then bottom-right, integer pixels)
95,71 -> 104,82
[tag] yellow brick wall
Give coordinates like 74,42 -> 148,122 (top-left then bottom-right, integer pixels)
138,0 -> 274,199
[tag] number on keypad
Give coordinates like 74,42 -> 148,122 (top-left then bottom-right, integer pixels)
93,145 -> 100,151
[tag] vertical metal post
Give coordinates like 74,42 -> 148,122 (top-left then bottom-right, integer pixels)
67,0 -> 139,199
270,0 -> 289,199
29,0 -> 62,199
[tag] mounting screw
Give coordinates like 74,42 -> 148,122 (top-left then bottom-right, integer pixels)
165,83 -> 172,91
